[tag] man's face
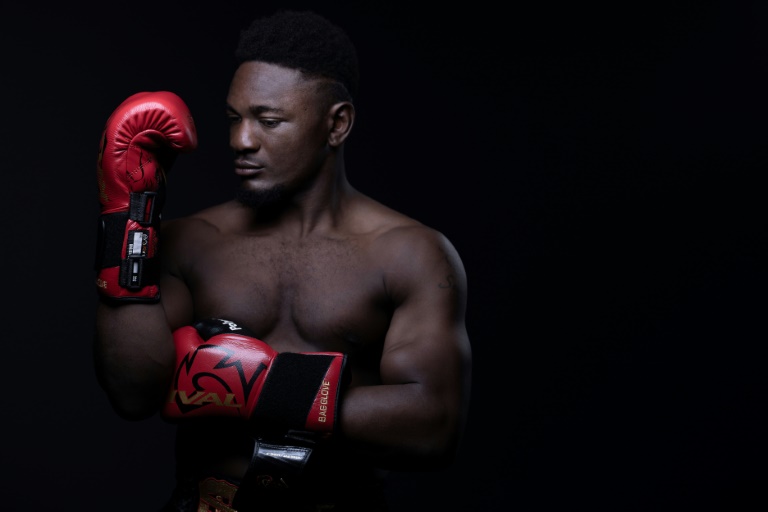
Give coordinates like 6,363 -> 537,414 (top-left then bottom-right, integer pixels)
226,61 -> 330,208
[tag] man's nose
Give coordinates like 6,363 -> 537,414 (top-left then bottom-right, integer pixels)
230,121 -> 260,151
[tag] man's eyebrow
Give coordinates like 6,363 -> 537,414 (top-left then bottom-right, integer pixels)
226,103 -> 285,115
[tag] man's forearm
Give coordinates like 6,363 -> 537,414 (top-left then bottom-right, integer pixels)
94,302 -> 176,420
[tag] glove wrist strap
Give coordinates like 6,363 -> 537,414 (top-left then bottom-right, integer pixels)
251,352 -> 346,434
94,191 -> 163,302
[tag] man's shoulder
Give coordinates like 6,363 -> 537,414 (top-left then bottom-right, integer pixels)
361,213 -> 466,300
159,202 -> 243,256
163,201 -> 239,231
350,199 -> 458,267
350,196 -> 443,244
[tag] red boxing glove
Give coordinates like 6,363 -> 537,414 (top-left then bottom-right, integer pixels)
163,318 -> 348,437
94,91 -> 197,302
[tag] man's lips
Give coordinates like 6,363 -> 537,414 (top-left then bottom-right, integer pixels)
234,161 -> 263,177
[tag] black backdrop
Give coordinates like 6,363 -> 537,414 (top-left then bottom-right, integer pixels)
3,2 -> 766,510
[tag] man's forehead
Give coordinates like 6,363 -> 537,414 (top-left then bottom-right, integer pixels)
232,61 -> 314,93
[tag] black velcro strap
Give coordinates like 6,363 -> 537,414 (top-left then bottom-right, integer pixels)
251,353 -> 335,432
233,435 -> 317,510
96,219 -> 158,290
94,212 -> 129,270
129,191 -> 161,225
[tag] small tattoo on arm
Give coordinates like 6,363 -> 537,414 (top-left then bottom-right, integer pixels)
437,249 -> 456,289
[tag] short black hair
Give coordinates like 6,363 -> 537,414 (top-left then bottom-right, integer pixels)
235,10 -> 359,101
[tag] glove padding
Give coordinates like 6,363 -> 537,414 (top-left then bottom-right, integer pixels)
163,318 -> 348,436
94,91 -> 197,302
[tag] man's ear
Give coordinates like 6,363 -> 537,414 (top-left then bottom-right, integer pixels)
328,102 -> 355,147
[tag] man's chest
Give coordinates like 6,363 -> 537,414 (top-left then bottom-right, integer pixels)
184,236 -> 392,353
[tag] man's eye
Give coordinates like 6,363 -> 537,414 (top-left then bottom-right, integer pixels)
226,114 -> 240,124
260,119 -> 281,128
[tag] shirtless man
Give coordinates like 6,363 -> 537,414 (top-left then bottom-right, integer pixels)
93,10 -> 471,511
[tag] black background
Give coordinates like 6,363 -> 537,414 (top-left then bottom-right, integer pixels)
3,1 -> 766,510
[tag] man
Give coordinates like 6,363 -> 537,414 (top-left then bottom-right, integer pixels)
93,10 -> 471,511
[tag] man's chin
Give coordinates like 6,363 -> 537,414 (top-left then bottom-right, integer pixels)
235,185 -> 286,209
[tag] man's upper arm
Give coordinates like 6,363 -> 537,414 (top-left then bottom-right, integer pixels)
379,227 -> 472,406
158,218 -> 196,329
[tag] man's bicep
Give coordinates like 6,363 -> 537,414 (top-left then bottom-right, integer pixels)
381,304 -> 470,393
159,270 -> 194,330
158,219 -> 196,329
379,233 -> 471,389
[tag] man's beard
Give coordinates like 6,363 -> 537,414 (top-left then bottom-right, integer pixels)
235,184 -> 287,210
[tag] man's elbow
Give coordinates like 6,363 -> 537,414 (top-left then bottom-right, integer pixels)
97,375 -> 166,421
108,397 -> 159,421
411,413 -> 465,470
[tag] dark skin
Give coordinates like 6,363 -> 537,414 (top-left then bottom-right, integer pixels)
95,61 -> 471,483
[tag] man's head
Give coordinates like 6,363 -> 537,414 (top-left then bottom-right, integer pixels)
235,10 -> 359,103
229,11 -> 358,211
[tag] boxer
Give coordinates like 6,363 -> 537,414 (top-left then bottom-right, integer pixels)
94,10 -> 472,511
